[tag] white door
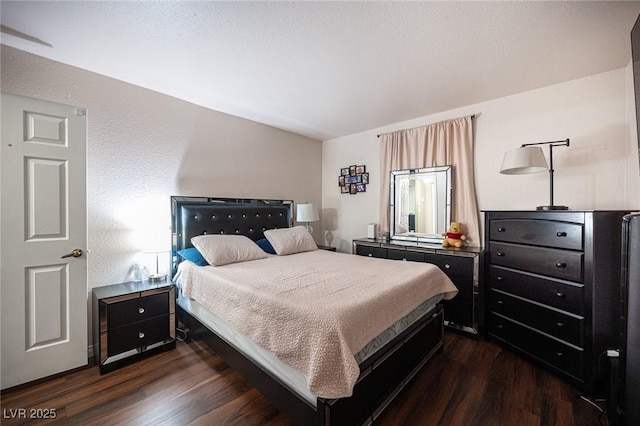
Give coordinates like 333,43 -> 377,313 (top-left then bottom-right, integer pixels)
1,92 -> 87,389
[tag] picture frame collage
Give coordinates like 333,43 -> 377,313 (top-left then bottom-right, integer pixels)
339,165 -> 369,194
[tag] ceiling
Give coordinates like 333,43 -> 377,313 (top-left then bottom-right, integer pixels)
2,1 -> 640,141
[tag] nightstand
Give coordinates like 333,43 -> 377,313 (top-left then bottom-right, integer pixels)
92,279 -> 176,374
317,245 -> 337,252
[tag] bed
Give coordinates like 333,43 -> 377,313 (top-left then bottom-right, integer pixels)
171,196 -> 458,425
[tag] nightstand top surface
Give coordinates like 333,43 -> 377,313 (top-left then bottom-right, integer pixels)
93,278 -> 173,300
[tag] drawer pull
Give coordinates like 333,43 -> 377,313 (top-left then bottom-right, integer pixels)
138,307 -> 145,314
497,300 -> 504,305
497,324 -> 503,329
497,227 -> 506,232
556,261 -> 567,268
556,231 -> 567,237
496,276 -> 504,281
496,250 -> 505,257
444,264 -> 451,269
368,253 -> 373,257
138,332 -> 145,339
556,322 -> 564,328
556,352 -> 564,358
556,292 -> 565,298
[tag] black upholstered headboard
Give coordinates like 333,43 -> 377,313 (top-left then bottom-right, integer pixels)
171,196 -> 293,276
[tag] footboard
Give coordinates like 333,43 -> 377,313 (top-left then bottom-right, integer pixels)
179,303 -> 444,425
320,304 -> 444,425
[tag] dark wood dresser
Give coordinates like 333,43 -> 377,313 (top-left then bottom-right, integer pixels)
352,238 -> 482,336
93,279 -> 176,373
484,210 -> 628,395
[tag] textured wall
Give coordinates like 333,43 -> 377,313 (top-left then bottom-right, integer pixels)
1,46 -> 322,338
323,67 -> 640,251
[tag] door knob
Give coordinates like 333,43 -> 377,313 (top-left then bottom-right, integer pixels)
61,249 -> 83,259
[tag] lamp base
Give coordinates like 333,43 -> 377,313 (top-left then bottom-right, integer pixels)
536,205 -> 569,211
148,273 -> 166,282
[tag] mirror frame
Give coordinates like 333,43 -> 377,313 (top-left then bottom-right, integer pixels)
389,165 -> 452,244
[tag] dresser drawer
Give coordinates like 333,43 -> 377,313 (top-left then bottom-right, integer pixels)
488,289 -> 583,346
356,245 -> 387,259
387,248 -> 425,262
107,293 -> 169,329
107,315 -> 171,356
489,219 -> 583,250
488,313 -> 583,380
488,266 -> 583,314
489,242 -> 583,282
443,300 -> 473,329
426,253 -> 474,299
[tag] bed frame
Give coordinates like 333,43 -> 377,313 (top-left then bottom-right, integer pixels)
171,196 -> 445,425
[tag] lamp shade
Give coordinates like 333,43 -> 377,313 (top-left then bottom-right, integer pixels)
500,146 -> 548,175
296,203 -> 319,222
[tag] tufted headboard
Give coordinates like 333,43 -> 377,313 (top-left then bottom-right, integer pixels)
171,196 -> 293,276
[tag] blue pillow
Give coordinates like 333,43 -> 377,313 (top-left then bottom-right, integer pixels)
177,247 -> 209,266
255,238 -> 276,254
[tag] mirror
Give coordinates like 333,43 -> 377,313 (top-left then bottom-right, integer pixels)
389,165 -> 452,243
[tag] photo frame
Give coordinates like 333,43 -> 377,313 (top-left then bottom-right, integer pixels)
338,164 -> 369,195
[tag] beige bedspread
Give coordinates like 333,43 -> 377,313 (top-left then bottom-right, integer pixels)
180,249 -> 457,399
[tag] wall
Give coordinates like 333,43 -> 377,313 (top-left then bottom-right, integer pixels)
323,67 -> 640,251
1,46 -> 322,343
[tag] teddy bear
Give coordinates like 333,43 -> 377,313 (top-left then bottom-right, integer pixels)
442,221 -> 466,248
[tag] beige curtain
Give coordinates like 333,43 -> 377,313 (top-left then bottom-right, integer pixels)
379,115 -> 480,246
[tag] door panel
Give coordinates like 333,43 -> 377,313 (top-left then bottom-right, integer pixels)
25,264 -> 68,349
25,157 -> 67,240
1,92 -> 87,389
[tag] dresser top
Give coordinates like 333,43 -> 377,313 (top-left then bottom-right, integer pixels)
353,238 -> 482,255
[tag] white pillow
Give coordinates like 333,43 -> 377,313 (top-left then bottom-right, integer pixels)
264,226 -> 318,255
191,234 -> 267,266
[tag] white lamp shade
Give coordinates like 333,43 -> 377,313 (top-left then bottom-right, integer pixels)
296,203 -> 319,222
500,146 -> 548,175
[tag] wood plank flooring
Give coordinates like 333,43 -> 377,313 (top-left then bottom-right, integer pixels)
1,331 -> 607,425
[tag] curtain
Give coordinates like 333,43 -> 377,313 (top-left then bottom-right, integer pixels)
379,115 -> 480,246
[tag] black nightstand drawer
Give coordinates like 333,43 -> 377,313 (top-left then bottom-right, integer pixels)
387,248 -> 425,262
108,293 -> 169,329
488,313 -> 583,380
108,315 -> 170,356
489,219 -> 583,250
488,289 -> 583,346
489,242 -> 583,282
356,245 -> 387,258
488,265 -> 583,314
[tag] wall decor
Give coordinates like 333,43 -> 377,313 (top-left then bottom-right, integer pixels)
339,165 -> 368,195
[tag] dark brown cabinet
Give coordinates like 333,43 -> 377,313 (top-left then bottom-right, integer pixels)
352,238 -> 482,336
484,210 -> 628,395
93,279 -> 176,374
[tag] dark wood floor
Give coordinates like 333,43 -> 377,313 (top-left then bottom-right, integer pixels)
1,331 -> 607,425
